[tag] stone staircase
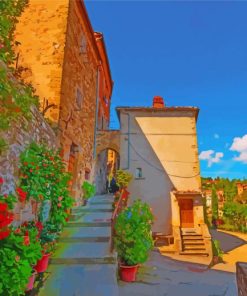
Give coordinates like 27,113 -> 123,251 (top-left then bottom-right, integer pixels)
38,194 -> 119,296
180,228 -> 209,257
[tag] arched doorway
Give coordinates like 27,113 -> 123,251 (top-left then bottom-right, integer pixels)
94,148 -> 120,195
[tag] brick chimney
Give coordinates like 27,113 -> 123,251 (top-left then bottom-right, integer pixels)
152,96 -> 165,108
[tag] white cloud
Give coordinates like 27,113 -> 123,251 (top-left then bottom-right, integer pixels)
199,150 -> 224,167
214,133 -> 219,139
230,134 -> 247,164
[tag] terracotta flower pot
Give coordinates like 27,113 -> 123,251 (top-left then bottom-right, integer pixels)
26,271 -> 36,291
119,264 -> 138,282
34,253 -> 51,273
212,256 -> 219,265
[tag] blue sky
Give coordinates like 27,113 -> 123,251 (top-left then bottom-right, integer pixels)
85,0 -> 247,179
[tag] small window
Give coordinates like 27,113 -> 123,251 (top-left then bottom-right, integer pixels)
135,168 -> 142,178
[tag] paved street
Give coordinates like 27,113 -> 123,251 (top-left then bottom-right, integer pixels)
119,251 -> 237,296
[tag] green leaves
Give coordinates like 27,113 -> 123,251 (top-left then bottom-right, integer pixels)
82,181 -> 96,200
114,199 -> 154,266
116,170 -> 133,188
19,142 -> 73,228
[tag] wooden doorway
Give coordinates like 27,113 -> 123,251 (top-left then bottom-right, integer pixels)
179,199 -> 194,228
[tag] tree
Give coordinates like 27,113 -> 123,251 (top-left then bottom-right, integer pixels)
212,185 -> 218,220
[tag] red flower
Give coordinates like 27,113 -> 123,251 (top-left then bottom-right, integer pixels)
23,162 -> 28,166
0,229 -> 10,240
24,233 -> 30,246
29,169 -> 33,173
16,187 -> 27,202
35,221 -> 43,237
15,228 -> 21,234
57,203 -> 62,208
0,203 -> 7,211
0,177 -> 4,185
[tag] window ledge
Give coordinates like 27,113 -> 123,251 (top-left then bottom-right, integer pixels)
135,177 -> 145,180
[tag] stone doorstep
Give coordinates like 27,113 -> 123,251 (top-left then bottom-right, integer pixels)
58,236 -> 110,243
50,257 -> 117,265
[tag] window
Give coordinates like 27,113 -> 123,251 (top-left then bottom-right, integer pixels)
135,168 -> 143,179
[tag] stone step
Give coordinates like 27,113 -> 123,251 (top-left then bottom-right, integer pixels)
74,208 -> 113,213
180,250 -> 209,256
65,222 -> 111,227
181,235 -> 203,240
183,241 -> 205,245
61,226 -> 111,238
38,264 -> 119,296
69,213 -> 84,221
58,236 -> 110,243
52,242 -> 112,260
90,201 -> 113,205
183,245 -> 206,250
50,257 -> 116,265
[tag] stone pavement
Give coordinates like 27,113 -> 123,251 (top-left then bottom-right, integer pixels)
119,251 -> 238,296
38,194 -> 119,296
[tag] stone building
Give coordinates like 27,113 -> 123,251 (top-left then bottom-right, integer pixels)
14,0 -> 113,201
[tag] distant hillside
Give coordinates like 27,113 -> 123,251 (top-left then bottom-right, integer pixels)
201,177 -> 247,202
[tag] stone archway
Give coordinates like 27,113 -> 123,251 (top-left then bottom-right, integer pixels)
96,130 -> 120,156
94,130 -> 120,194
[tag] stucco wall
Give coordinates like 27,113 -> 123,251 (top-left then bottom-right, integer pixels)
119,110 -> 201,233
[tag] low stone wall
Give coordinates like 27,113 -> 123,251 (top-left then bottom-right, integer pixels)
0,106 -> 58,225
236,262 -> 247,296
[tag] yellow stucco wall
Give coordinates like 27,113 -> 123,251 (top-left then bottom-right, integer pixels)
119,110 -> 203,233
14,0 -> 70,122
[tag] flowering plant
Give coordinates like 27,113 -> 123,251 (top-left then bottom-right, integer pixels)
114,200 -> 154,266
0,190 -> 15,241
19,142 -> 73,226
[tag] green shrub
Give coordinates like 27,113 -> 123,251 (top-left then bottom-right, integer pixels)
114,199 -> 154,266
115,170 -> 132,189
82,181 -> 96,200
212,239 -> 223,259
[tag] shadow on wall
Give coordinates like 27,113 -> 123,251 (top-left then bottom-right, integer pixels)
126,118 -> 175,233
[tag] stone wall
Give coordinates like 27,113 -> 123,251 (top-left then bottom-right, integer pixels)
58,0 -> 99,200
0,106 -> 58,225
14,0 -> 70,122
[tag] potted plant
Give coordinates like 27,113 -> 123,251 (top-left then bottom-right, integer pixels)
14,223 -> 43,291
114,200 -> 154,282
82,181 -> 96,205
34,240 -> 56,273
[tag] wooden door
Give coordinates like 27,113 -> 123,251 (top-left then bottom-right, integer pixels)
179,199 -> 194,228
